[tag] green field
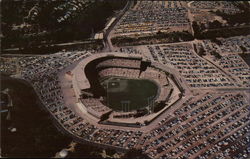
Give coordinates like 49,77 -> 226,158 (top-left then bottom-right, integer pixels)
101,77 -> 159,111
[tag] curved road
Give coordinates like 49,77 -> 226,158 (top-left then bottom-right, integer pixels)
102,0 -> 133,52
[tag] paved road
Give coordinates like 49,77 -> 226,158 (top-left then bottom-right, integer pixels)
202,56 -> 239,84
2,40 -> 94,53
102,0 -> 133,52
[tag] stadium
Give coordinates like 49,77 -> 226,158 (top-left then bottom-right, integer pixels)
72,53 -> 182,126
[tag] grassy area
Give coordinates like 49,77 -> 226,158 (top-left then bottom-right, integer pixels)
1,0 -> 127,50
1,75 -> 71,157
101,77 -> 158,111
0,75 -> 103,158
111,31 -> 194,46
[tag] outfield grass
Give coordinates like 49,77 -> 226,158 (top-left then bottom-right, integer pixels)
101,77 -> 159,111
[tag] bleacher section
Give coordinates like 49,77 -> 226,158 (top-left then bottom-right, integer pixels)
79,57 -> 172,119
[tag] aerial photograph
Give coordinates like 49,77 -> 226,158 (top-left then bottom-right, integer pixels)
1,0 -> 250,158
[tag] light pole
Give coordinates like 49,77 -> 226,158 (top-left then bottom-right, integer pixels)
107,80 -> 108,108
121,100 -> 130,118
106,77 -> 111,108
147,95 -> 155,114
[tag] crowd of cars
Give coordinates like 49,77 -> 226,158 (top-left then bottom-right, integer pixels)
141,92 -> 249,159
1,43 -> 249,158
0,51 -> 148,151
213,54 -> 250,87
203,36 -> 250,54
190,1 -> 240,14
201,36 -> 250,87
114,1 -> 190,36
1,0 -> 250,158
147,43 -> 234,88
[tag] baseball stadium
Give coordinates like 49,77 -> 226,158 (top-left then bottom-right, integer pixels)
71,53 -> 181,126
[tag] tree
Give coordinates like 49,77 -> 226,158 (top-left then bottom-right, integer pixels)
211,51 -> 222,59
198,47 -> 206,57
123,149 -> 150,159
211,38 -> 222,45
240,45 -> 247,53
192,21 -> 202,38
208,20 -> 222,29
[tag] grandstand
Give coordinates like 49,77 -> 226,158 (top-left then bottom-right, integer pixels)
72,53 -> 176,122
